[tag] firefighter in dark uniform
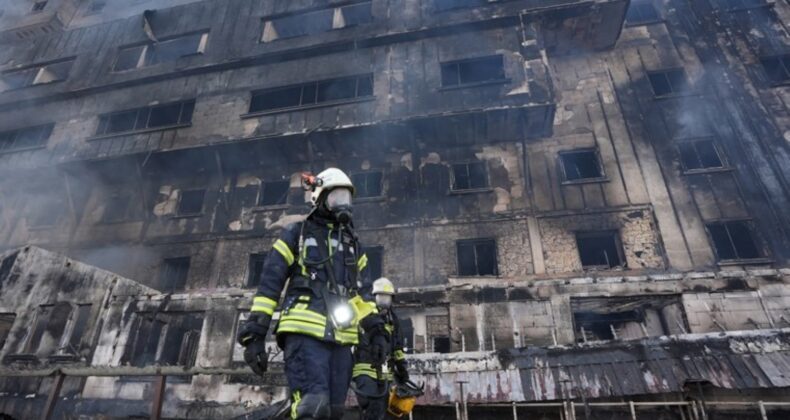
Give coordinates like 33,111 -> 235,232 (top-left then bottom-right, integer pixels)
237,168 -> 383,420
353,278 -> 410,420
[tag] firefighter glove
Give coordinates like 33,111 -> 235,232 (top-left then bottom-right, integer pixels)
237,313 -> 272,346
370,333 -> 389,367
243,339 -> 269,376
394,359 -> 410,383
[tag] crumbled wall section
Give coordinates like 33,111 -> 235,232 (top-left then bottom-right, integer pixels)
538,208 -> 665,274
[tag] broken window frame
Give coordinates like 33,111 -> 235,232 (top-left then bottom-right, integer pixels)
647,68 -> 691,98
575,230 -> 626,270
625,0 -> 662,26
247,252 -> 268,288
95,99 -> 196,137
0,123 -> 53,154
122,311 -> 204,377
760,54 -> 790,85
351,171 -> 384,199
175,188 -> 206,217
705,219 -> 765,262
571,295 -> 687,343
456,238 -> 499,277
159,256 -> 191,292
112,31 -> 209,72
18,303 -> 92,358
440,55 -> 507,88
450,161 -> 489,192
677,138 -> 727,173
247,74 -> 375,115
0,58 -> 75,91
260,2 -> 373,43
257,180 -> 291,207
559,148 -> 606,183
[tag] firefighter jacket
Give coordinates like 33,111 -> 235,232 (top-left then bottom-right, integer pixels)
352,308 -> 406,381
250,216 -> 373,346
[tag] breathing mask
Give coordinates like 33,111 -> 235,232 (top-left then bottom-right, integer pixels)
375,294 -> 392,309
326,188 -> 353,224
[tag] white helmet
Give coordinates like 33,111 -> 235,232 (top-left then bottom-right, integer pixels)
310,168 -> 355,207
372,277 -> 395,295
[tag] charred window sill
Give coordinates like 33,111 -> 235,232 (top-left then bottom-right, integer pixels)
681,167 -> 734,176
251,204 -> 289,212
240,96 -> 375,119
717,258 -> 773,266
171,213 -> 204,219
652,92 -> 701,101
0,145 -> 47,155
0,79 -> 66,94
449,187 -> 493,195
582,266 -> 627,272
88,123 -> 192,141
3,354 -> 39,364
561,177 -> 609,186
438,78 -> 510,92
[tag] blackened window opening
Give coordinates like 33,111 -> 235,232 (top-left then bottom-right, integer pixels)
761,55 -> 790,84
261,2 -> 372,42
457,239 -> 498,276
124,312 -> 203,368
399,318 -> 414,353
96,100 -> 195,136
25,303 -> 72,356
452,162 -> 488,190
352,171 -> 383,198
32,1 -> 47,12
160,257 -> 191,292
432,336 -> 451,353
177,189 -> 205,216
626,1 -> 660,25
1,59 -> 74,90
258,181 -> 290,206
707,221 -> 761,261
648,69 -> 689,97
571,296 -> 685,342
576,231 -> 624,269
0,124 -> 53,153
560,150 -> 603,181
441,55 -> 505,87
0,314 -> 15,351
247,253 -> 267,288
678,140 -> 724,171
249,74 -> 374,113
113,32 -> 207,71
363,246 -> 383,280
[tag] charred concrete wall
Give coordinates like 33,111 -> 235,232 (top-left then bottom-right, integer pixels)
0,0 -> 788,417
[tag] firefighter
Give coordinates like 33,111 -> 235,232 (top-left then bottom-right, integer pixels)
237,168 -> 383,420
352,277 -> 410,420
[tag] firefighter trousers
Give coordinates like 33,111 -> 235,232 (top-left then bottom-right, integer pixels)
353,375 -> 390,420
284,334 -> 353,419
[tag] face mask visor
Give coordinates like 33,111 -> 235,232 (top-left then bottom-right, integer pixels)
375,294 -> 393,309
326,188 -> 352,211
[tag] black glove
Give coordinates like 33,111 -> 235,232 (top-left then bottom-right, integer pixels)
237,313 -> 272,346
370,334 -> 389,368
243,339 -> 268,376
393,359 -> 409,383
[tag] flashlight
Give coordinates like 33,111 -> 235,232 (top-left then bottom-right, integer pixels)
330,301 -> 354,329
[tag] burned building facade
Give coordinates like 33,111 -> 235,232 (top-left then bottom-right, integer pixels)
0,0 -> 789,418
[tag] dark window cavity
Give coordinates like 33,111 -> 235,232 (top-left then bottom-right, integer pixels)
435,0 -> 487,12
102,193 -> 133,223
258,180 -> 290,206
32,1 -> 47,12
560,149 -> 604,182
576,231 -> 625,269
761,55 -> 790,84
441,55 -> 505,87
249,74 -> 373,113
648,69 -> 689,97
247,253 -> 267,288
159,257 -> 191,292
451,162 -> 488,191
678,139 -> 724,172
124,312 -> 203,368
23,303 -> 89,357
261,2 -> 372,42
113,32 -> 207,71
0,124 -> 53,153
362,246 -> 383,280
707,220 -> 762,261
0,59 -> 74,91
0,314 -> 15,351
432,336 -> 451,353
626,1 -> 660,25
96,100 -> 194,136
351,171 -> 383,198
177,189 -> 205,216
572,296 -> 686,342
456,239 -> 498,276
